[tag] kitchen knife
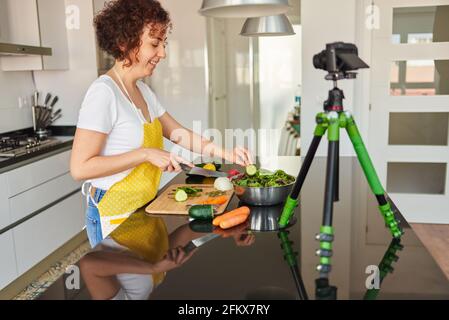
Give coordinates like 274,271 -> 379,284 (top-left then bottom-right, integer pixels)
50,96 -> 58,110
44,108 -> 61,127
183,233 -> 220,254
43,93 -> 52,109
180,163 -> 227,178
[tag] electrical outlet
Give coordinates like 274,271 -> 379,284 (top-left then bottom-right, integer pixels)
18,96 -> 30,109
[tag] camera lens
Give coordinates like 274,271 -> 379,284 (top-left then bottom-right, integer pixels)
313,51 -> 326,70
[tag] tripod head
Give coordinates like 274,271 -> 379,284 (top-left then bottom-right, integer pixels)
314,42 -> 369,112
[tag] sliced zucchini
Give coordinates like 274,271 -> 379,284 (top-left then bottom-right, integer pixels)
246,164 -> 257,176
175,189 -> 188,202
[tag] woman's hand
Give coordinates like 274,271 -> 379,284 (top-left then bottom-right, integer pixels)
222,147 -> 254,166
152,246 -> 196,273
143,148 -> 194,172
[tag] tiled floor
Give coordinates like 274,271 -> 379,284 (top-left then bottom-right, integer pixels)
13,241 -> 91,300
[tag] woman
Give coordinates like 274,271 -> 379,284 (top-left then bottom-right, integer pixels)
70,0 -> 253,248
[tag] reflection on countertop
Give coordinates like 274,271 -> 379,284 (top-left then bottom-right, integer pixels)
39,157 -> 449,300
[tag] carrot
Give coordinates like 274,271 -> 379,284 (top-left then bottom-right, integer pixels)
213,206 -> 250,226
219,214 -> 249,229
201,195 -> 228,205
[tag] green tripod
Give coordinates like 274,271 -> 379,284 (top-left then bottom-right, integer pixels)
278,42 -> 404,276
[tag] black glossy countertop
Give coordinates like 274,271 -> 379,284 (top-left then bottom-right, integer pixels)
0,126 -> 75,174
40,156 -> 449,300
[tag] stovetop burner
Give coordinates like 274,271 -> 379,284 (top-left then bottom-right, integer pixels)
0,133 -> 62,158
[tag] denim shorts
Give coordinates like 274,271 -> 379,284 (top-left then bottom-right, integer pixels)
85,188 -> 107,248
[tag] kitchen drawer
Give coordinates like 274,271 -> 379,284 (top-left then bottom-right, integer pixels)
0,174 -> 10,230
6,150 -> 71,197
13,192 -> 85,276
9,172 -> 81,224
0,231 -> 18,290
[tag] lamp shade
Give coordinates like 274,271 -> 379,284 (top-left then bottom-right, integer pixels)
199,0 -> 291,18
240,14 -> 295,37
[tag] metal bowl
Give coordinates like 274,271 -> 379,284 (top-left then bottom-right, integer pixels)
233,181 -> 294,206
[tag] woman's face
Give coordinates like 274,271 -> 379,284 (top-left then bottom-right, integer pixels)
130,24 -> 167,77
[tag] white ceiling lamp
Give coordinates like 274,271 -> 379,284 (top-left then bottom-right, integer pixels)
240,14 -> 295,37
199,0 -> 291,18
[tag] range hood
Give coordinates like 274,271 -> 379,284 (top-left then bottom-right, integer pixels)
0,42 -> 52,56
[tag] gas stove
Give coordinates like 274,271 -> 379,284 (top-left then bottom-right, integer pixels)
0,133 -> 62,158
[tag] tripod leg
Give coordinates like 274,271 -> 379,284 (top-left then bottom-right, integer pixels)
279,124 -> 327,228
345,115 -> 403,238
316,115 -> 339,276
333,140 -> 339,202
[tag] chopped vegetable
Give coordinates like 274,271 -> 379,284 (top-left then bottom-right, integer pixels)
206,190 -> 227,197
200,195 -> 228,205
245,164 -> 257,176
213,206 -> 250,226
233,167 -> 295,188
174,186 -> 203,197
175,189 -> 188,202
219,214 -> 249,229
214,177 -> 233,191
227,169 -> 241,178
203,163 -> 216,171
188,205 -> 214,220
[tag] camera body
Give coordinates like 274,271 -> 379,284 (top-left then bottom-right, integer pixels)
313,42 -> 369,80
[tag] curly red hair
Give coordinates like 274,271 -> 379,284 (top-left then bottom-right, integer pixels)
94,0 -> 171,67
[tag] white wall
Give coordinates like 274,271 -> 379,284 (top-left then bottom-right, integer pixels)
301,0 -> 360,156
258,25 -> 302,155
149,0 -> 208,130
0,0 -> 98,133
34,0 -> 99,126
223,18 -> 254,132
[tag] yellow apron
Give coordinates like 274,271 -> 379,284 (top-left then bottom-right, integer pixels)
111,208 -> 169,287
89,68 -> 163,237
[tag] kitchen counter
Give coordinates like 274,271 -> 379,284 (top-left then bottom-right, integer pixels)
37,156 -> 449,300
0,126 -> 75,174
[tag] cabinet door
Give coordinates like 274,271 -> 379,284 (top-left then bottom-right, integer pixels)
6,150 -> 71,197
37,0 -> 69,70
13,192 -> 85,276
0,174 -> 10,231
0,231 -> 18,290
9,172 -> 81,224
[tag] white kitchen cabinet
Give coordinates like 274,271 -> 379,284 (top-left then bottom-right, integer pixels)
0,0 -> 69,71
13,192 -> 84,276
9,172 -> 81,224
36,0 -> 70,70
0,231 -> 18,290
0,175 -> 11,231
6,150 -> 71,197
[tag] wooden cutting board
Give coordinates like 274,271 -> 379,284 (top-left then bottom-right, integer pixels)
145,184 -> 234,216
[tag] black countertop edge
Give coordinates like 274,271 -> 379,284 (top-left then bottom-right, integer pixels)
0,128 -> 75,174
47,126 -> 77,136
0,125 -> 76,138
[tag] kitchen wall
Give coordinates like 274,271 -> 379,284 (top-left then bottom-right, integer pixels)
0,0 -> 98,134
301,0 -> 362,157
34,0 -> 98,127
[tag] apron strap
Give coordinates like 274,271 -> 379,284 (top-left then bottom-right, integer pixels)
81,180 -> 99,207
113,67 -> 148,125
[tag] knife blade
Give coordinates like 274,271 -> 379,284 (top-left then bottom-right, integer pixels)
183,233 -> 220,254
180,163 -> 227,178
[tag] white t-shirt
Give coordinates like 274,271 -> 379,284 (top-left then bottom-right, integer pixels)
77,75 -> 166,190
